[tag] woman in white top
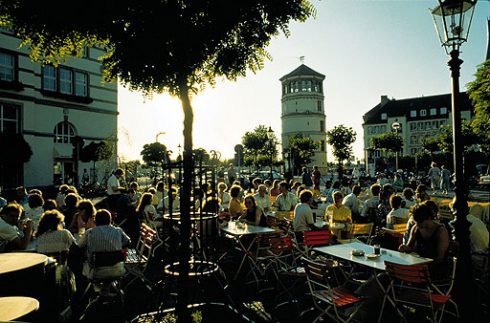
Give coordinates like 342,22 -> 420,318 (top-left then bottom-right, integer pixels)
217,182 -> 231,211
36,210 -> 76,254
136,193 -> 157,223
386,195 -> 409,229
25,193 -> 44,230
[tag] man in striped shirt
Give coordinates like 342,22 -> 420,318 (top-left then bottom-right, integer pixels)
79,209 -> 130,279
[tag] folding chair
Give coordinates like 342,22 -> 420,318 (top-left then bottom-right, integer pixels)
379,261 -> 455,323
123,223 -> 155,291
349,222 -> 374,244
303,257 -> 364,323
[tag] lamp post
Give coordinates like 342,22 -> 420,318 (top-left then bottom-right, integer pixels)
391,121 -> 401,171
431,0 -> 477,319
267,126 -> 274,181
155,131 -> 166,143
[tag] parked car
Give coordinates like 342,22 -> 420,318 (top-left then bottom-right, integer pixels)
250,170 -> 282,181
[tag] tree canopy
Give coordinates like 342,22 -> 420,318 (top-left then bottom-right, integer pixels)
326,125 -> 356,178
0,132 -> 32,164
370,131 -> 403,153
140,142 -> 168,167
288,134 -> 318,173
242,125 -> 279,169
80,141 -> 112,163
467,60 -> 490,157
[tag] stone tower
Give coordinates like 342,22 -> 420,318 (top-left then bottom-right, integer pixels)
280,64 -> 327,172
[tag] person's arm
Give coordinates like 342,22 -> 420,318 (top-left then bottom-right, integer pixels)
399,225 -> 417,253
119,228 -> 131,248
11,220 -> 33,250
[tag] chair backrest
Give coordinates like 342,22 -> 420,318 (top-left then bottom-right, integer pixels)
392,223 -> 407,235
303,230 -> 332,247
266,215 -> 278,228
351,222 -> 374,236
136,223 -> 156,259
91,250 -> 126,267
384,261 -> 431,284
269,236 -> 293,254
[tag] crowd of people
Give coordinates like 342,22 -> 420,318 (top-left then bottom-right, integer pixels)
0,164 -> 488,321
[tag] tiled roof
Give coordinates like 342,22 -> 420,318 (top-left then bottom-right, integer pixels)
280,64 -> 325,81
363,92 -> 472,125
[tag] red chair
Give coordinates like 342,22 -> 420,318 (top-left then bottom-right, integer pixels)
379,260 -> 456,323
302,230 -> 332,258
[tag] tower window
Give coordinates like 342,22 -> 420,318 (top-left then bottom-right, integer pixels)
320,120 -> 324,132
317,101 -> 322,112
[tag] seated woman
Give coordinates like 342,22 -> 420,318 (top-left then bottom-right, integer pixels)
385,195 -> 409,229
239,195 -> 267,227
228,185 -> 244,220
325,191 -> 352,239
36,209 -> 77,255
68,199 -> 96,235
399,202 -> 450,277
136,192 -> 159,228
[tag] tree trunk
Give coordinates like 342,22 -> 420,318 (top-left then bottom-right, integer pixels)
177,81 -> 193,322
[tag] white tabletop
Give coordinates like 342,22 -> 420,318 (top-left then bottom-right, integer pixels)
0,296 -> 39,321
0,252 -> 48,275
313,242 -> 432,271
221,223 -> 276,236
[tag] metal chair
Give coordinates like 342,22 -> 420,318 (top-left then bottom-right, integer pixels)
303,257 -> 364,323
379,260 -> 455,323
349,222 -> 374,244
302,230 -> 333,259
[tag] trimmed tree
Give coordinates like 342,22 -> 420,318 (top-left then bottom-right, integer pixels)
326,125 -> 356,179
288,134 -> 318,174
242,125 -> 279,171
0,132 -> 32,187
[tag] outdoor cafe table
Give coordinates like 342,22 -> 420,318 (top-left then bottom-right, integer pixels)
0,252 -> 48,275
0,296 -> 39,321
220,223 -> 276,281
313,241 -> 432,271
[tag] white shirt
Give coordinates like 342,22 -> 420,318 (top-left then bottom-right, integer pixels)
107,174 -> 120,195
386,208 -> 409,228
342,193 -> 360,214
254,193 -> 271,211
293,203 -> 314,232
275,192 -> 298,211
36,229 -> 76,253
467,214 -> 489,253
0,217 -> 20,251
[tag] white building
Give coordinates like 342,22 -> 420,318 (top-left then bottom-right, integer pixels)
280,64 -> 327,172
0,30 -> 118,189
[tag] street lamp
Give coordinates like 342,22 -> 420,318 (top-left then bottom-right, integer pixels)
267,126 -> 274,181
431,0 -> 476,318
156,131 -> 166,142
391,121 -> 401,171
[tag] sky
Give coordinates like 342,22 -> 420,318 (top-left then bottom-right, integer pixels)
117,0 -> 490,163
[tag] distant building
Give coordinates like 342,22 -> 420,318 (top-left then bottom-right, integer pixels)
362,93 -> 473,171
280,64 -> 327,172
0,30 -> 118,188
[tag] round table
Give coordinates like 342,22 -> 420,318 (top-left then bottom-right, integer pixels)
0,296 -> 39,321
0,252 -> 48,275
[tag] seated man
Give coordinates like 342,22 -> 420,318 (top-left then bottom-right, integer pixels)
0,203 -> 33,252
274,181 -> 297,212
78,209 -> 130,279
293,190 -> 321,232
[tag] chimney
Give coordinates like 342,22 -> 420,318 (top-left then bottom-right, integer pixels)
380,95 -> 389,104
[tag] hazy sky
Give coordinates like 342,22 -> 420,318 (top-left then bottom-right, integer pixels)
117,0 -> 490,163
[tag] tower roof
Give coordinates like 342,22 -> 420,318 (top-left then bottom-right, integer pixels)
280,64 -> 325,81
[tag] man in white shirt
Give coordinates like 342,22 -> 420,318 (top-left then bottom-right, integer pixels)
0,203 -> 33,252
293,190 -> 318,232
342,185 -> 362,222
254,184 -> 271,212
274,181 -> 297,211
107,168 -> 125,195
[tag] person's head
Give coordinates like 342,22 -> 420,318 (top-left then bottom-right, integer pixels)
352,185 -> 362,196
28,193 -> 44,209
264,179 -> 272,188
424,200 -> 439,218
232,180 -> 242,187
383,183 -> 393,196
36,210 -> 64,237
257,184 -> 267,196
332,181 -> 341,189
229,185 -> 241,199
0,203 -> 23,225
252,177 -> 262,188
296,184 -> 306,196
130,182 -> 139,190
95,209 -> 112,226
218,182 -> 228,192
390,195 -> 403,209
415,184 -> 430,202
43,199 -> 58,211
137,193 -> 153,212
332,191 -> 343,206
65,187 -> 78,195
403,187 -> 414,200
410,203 -> 434,228
59,184 -> 69,194
156,181 -> 164,192
114,168 -> 124,178
313,166 -> 318,170
299,189 -> 313,204
244,195 -> 257,210
370,184 -> 381,197
272,180 -> 280,190
64,193 -> 79,208
16,186 -> 27,198
302,167 -> 308,173
193,187 -> 205,200
380,189 -> 391,202
28,189 -> 43,197
202,196 -> 220,213
441,165 -> 445,169
147,187 -> 157,194
431,162 -> 437,168
394,173 -> 401,180
279,181 -> 289,194
127,188 -> 135,198
77,199 -> 96,222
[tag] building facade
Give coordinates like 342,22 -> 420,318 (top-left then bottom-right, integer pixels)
362,93 -> 473,173
0,30 -> 118,189
280,64 -> 327,172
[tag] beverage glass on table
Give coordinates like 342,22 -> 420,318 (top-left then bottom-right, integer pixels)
374,244 -> 381,255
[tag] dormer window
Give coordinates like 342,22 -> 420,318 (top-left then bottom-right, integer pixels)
420,109 -> 427,117
440,107 -> 447,114
381,113 -> 387,120
410,110 -> 417,117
